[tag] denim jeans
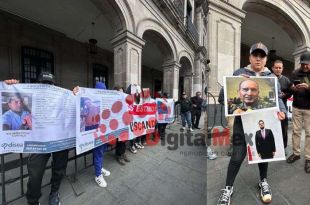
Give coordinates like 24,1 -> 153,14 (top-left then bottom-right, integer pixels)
181,111 -> 192,128
93,144 -> 107,177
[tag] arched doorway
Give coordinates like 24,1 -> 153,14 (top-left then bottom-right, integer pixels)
179,56 -> 193,99
141,29 -> 174,98
241,0 -> 308,76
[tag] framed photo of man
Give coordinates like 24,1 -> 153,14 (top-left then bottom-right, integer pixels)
223,76 -> 278,117
241,108 -> 285,164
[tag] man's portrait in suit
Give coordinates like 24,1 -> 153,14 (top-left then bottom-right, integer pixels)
255,120 -> 276,159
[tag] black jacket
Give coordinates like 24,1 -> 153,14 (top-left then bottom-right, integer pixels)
176,98 -> 192,113
255,129 -> 276,159
190,96 -> 203,111
290,68 -> 310,109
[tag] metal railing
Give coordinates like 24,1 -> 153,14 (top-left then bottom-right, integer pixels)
0,144 -> 117,205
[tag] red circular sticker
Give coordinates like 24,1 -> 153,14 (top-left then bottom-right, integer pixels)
112,101 -> 123,113
125,95 -> 134,105
109,119 -> 119,130
101,109 -> 110,120
99,124 -> 106,134
119,131 -> 129,141
122,112 -> 133,125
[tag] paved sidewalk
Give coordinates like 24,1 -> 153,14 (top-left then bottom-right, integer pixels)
9,119 -> 206,205
207,123 -> 310,205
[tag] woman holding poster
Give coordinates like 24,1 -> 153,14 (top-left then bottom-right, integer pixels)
216,43 -> 286,205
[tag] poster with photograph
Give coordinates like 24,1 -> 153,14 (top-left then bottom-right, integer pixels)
126,85 -> 156,140
156,98 -> 174,123
223,76 -> 278,117
241,108 -> 285,164
76,87 -> 130,155
0,82 -> 76,154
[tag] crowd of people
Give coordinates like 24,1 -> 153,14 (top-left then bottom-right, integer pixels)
2,74 -> 213,205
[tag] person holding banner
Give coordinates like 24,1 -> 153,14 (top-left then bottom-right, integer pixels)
113,85 -> 130,165
4,73 -> 69,205
157,92 -> 169,140
73,82 -> 111,187
216,42 -> 286,205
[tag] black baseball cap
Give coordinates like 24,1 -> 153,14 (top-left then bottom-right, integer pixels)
300,51 -> 310,64
38,72 -> 55,84
250,42 -> 268,56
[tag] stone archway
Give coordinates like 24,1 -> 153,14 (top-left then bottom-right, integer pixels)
241,0 -> 310,70
141,29 -> 175,97
179,56 -> 193,98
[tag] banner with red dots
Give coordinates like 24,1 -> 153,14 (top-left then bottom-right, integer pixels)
156,98 -> 175,123
128,99 -> 157,140
76,88 -> 130,155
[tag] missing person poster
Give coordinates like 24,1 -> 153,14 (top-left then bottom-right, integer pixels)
241,108 -> 285,164
125,85 -> 156,140
156,98 -> 174,123
223,76 -> 278,117
0,82 -> 76,154
76,87 -> 130,155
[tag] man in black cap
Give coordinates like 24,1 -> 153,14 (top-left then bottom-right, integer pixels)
286,51 -> 310,173
3,73 -> 66,205
25,71 -> 68,205
216,42 -> 287,205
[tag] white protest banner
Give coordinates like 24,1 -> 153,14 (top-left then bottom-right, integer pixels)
156,98 -> 174,123
0,82 -> 76,154
76,88 -> 130,155
126,86 -> 156,140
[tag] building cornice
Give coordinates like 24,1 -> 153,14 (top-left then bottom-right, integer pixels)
208,0 -> 246,23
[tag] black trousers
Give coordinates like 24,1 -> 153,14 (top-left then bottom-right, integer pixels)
26,149 -> 69,205
281,118 -> 288,148
115,140 -> 126,156
191,109 -> 201,128
225,144 -> 268,186
158,123 -> 167,139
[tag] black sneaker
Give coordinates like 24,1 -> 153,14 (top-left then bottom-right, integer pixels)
116,156 -> 126,165
49,192 -> 60,205
122,153 -> 130,162
258,178 -> 272,203
217,186 -> 233,205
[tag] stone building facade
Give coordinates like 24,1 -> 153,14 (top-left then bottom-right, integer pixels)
207,0 -> 310,95
0,0 -> 209,100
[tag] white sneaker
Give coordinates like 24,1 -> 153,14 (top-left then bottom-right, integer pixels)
129,145 -> 137,153
134,142 -> 143,149
181,127 -> 186,130
217,186 -> 233,205
137,142 -> 144,149
101,168 -> 110,176
189,128 -> 193,132
95,174 -> 107,187
207,146 -> 217,160
259,178 -> 272,203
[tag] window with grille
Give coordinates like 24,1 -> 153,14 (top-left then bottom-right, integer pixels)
21,47 -> 54,83
93,63 -> 108,88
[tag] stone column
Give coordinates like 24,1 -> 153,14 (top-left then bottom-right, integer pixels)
111,31 -> 145,89
207,0 -> 245,96
162,62 -> 181,100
